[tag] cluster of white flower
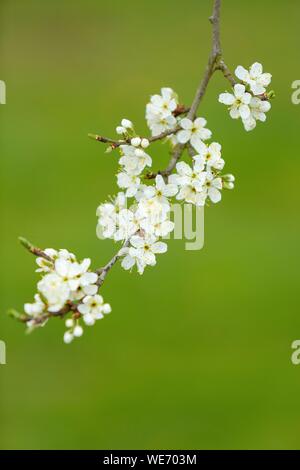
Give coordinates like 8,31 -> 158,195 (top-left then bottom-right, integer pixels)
219,62 -> 272,131
96,177 -> 175,275
23,247 -> 111,343
146,87 -> 178,138
170,137 -> 232,206
96,87 -> 235,275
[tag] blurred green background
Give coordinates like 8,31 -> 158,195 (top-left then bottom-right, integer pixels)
1,0 -> 300,450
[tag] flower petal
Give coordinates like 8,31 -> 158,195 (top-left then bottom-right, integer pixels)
179,118 -> 193,130
239,104 -> 250,120
208,187 -> 222,203
121,255 -> 135,270
130,235 -> 144,249
250,62 -> 263,78
234,83 -> 246,98
55,259 -> 68,277
229,107 -> 240,119
235,65 -> 249,81
177,129 -> 191,144
152,242 -> 168,254
219,92 -> 235,105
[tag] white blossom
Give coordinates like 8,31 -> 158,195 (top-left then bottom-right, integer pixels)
24,294 -> 46,317
235,62 -> 272,96
242,97 -> 271,131
136,196 -> 170,226
177,117 -> 212,149
131,234 -> 167,264
143,174 -> 178,206
54,258 -> 98,292
117,172 -> 141,197
146,87 -> 178,136
203,172 -> 223,203
113,208 -> 139,241
146,110 -> 177,136
119,145 -> 152,175
170,159 -> 223,206
219,84 -> 251,120
37,273 -> 70,313
147,87 -> 177,115
140,217 -> 174,238
120,235 -> 167,274
193,141 -> 224,170
36,248 -> 75,273
170,160 -> 206,191
119,246 -> 146,275
96,192 -> 127,239
78,294 -> 111,325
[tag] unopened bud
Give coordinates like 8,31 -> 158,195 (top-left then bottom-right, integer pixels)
102,303 -> 112,314
141,138 -> 149,148
116,126 -> 126,135
131,137 -> 141,147
73,325 -> 83,337
121,119 -> 133,129
65,318 -> 74,328
64,331 -> 74,344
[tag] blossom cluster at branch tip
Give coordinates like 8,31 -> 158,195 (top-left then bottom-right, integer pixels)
219,62 -> 273,131
23,247 -> 111,344
169,139 -> 232,206
96,86 -> 235,275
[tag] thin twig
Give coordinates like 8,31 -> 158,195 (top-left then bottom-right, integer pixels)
96,239 -> 130,287
216,59 -> 237,87
88,106 -> 189,148
19,237 -> 53,262
88,125 -> 181,148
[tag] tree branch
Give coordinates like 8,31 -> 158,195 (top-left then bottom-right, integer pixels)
146,0 -> 231,180
90,1 -> 236,182
96,239 -> 130,287
17,235 -> 128,325
216,59 -> 237,87
88,125 -> 181,148
15,0 -> 237,327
